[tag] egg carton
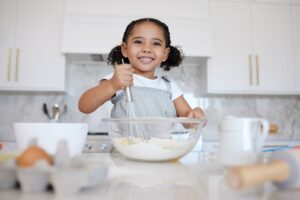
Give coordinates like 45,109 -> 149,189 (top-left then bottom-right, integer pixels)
0,156 -> 108,195
0,142 -> 108,195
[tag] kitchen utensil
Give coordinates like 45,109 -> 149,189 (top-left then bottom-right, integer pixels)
124,86 -> 147,141
42,103 -> 51,119
227,148 -> 300,190
14,123 -> 88,157
269,124 -> 279,134
42,103 -> 67,122
122,58 -> 146,142
102,117 -> 206,161
52,104 -> 60,121
219,116 -> 269,166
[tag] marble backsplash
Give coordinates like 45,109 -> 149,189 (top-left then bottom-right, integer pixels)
0,62 -> 299,142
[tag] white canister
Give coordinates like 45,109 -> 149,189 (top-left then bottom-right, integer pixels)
219,116 -> 269,166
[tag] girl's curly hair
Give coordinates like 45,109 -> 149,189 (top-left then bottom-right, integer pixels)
107,18 -> 183,71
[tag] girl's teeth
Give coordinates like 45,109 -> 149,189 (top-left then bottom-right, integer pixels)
140,57 -> 152,63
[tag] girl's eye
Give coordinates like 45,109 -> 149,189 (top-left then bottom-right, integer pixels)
133,40 -> 143,45
153,42 -> 162,47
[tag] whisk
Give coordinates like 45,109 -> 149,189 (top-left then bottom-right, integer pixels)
123,63 -> 146,142
124,86 -> 148,142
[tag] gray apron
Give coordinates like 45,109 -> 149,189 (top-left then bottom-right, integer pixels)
111,77 -> 177,118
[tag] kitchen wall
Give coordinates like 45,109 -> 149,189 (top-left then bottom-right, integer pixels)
0,61 -> 300,142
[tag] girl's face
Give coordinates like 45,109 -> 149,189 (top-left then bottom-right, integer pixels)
121,21 -> 170,79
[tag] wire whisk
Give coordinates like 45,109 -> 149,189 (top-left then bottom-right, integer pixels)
124,87 -> 148,143
122,61 -> 146,143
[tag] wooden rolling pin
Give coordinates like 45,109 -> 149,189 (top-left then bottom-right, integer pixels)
227,148 -> 300,190
260,124 -> 279,134
269,124 -> 279,134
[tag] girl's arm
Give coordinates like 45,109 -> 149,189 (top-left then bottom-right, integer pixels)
173,95 -> 205,118
78,64 -> 133,114
78,79 -> 117,114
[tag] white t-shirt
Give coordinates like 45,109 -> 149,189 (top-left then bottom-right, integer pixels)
103,73 -> 183,101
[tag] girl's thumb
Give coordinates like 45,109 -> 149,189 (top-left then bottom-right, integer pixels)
187,111 -> 194,118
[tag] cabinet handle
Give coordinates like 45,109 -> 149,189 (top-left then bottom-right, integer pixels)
248,54 -> 253,85
255,55 -> 259,85
15,48 -> 19,81
7,48 -> 13,81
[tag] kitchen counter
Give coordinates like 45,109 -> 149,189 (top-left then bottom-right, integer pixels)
1,151 -> 300,200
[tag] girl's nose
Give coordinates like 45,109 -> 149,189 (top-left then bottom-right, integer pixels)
142,44 -> 151,53
143,49 -> 150,53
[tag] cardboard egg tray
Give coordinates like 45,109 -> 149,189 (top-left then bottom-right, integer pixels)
0,155 -> 108,195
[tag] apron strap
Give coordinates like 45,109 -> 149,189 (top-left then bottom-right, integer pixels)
161,76 -> 172,99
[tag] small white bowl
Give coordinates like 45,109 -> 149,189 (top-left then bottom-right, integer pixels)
14,123 -> 88,157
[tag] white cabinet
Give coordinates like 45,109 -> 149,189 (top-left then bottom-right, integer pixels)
0,0 -> 17,87
208,1 -> 294,94
62,16 -> 212,57
293,5 -> 300,92
64,0 -> 209,20
208,2 -> 252,92
0,0 -> 65,91
62,16 -> 130,55
61,0 -> 212,57
251,3 -> 293,92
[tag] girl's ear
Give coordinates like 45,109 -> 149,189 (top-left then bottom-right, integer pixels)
121,42 -> 128,58
162,47 -> 170,62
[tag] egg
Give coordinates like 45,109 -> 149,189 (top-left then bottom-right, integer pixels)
16,145 -> 54,167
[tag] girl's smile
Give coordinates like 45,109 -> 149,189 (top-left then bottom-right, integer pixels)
138,55 -> 154,64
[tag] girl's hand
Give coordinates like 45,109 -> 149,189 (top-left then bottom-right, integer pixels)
187,107 -> 205,119
186,107 -> 206,128
110,64 -> 134,91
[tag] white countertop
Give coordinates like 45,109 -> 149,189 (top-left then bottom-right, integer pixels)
1,151 -> 300,200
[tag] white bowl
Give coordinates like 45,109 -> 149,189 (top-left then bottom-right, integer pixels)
14,123 -> 88,157
102,117 -> 206,162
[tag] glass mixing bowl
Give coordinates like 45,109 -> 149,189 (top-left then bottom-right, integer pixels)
102,117 -> 206,162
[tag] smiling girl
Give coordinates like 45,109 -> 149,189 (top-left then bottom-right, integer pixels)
78,18 -> 205,119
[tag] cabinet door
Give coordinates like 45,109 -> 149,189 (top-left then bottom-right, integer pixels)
293,6 -> 300,92
252,3 -> 294,93
13,0 -> 65,91
64,0 -> 209,19
0,0 -> 17,87
62,16 -> 213,57
0,0 -> 65,91
62,16 -> 129,54
208,2 -> 253,93
158,19 -> 212,57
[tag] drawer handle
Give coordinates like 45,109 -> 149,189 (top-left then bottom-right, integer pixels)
248,54 -> 253,85
7,48 -> 12,81
255,55 -> 260,85
15,48 -> 19,81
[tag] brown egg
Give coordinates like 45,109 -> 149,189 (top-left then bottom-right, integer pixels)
16,145 -> 54,167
